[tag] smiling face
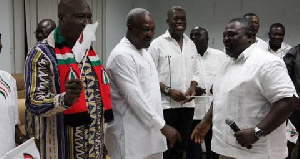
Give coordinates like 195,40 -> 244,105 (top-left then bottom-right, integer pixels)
223,21 -> 252,58
269,26 -> 285,50
167,8 -> 186,37
128,13 -> 155,50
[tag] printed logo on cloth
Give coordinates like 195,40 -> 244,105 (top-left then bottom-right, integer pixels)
0,76 -> 11,99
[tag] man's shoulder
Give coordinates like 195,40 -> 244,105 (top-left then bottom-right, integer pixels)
251,47 -> 282,64
0,70 -> 15,84
207,47 -> 224,54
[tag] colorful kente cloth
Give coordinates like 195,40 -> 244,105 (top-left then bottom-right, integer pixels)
25,31 -> 105,159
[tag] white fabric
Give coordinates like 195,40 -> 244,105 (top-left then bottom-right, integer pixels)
194,48 -> 227,120
72,21 -> 98,63
211,43 -> 297,159
286,120 -> 298,144
105,38 -> 167,159
255,37 -> 267,50
148,30 -> 202,109
261,40 -> 292,59
0,70 -> 19,157
143,152 -> 163,159
1,138 -> 40,159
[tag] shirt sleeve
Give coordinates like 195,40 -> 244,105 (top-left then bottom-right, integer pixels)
148,42 -> 160,69
108,55 -> 165,131
25,47 -> 67,117
192,46 -> 202,84
260,59 -> 297,104
11,77 -> 19,125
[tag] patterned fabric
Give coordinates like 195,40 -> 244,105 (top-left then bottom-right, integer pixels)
25,39 -> 104,159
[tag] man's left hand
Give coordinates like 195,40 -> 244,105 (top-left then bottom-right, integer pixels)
182,87 -> 196,104
234,128 -> 258,147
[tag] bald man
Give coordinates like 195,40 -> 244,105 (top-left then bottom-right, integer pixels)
25,0 -> 111,158
35,19 -> 56,42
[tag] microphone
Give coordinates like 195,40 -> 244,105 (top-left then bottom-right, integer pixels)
225,117 -> 252,149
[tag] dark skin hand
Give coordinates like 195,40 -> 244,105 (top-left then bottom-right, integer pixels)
15,125 -> 27,145
161,124 -> 182,148
182,81 -> 198,104
64,79 -> 83,106
169,89 -> 187,102
191,105 -> 213,143
234,96 -> 298,148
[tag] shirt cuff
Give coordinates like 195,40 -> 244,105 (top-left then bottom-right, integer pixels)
54,92 -> 69,109
151,116 -> 166,131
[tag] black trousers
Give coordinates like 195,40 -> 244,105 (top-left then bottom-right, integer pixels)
186,120 -> 219,159
163,108 -> 194,159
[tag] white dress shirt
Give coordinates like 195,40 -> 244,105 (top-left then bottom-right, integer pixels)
194,48 -> 227,120
211,43 -> 297,159
148,30 -> 201,109
105,38 -> 167,159
261,40 -> 292,59
0,70 -> 19,157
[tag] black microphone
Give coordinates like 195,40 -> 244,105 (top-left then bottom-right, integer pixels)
225,118 -> 252,149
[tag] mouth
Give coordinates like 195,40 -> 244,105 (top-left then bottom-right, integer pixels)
176,25 -> 185,31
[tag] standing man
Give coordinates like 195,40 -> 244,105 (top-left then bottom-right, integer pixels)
243,13 -> 266,48
186,27 -> 226,159
105,8 -> 181,159
192,18 -> 298,159
148,6 -> 201,159
263,23 -> 291,58
284,44 -> 300,159
25,0 -> 111,158
0,33 -> 25,157
35,19 -> 56,42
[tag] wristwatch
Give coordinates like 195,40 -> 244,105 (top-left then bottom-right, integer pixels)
164,86 -> 171,95
254,127 -> 264,139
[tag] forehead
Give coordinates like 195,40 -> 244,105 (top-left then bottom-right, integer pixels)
270,27 -> 284,33
225,21 -> 245,32
65,2 -> 91,14
246,16 -> 259,22
170,9 -> 186,17
137,14 -> 154,26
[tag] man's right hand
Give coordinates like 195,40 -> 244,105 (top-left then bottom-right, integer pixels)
161,124 -> 182,148
191,120 -> 211,144
64,79 -> 82,106
169,89 -> 187,102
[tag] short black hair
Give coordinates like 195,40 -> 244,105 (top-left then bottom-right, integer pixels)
167,6 -> 185,20
269,23 -> 285,32
192,26 -> 208,39
243,13 -> 258,18
229,18 -> 254,35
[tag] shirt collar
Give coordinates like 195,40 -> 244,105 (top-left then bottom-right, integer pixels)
162,30 -> 188,41
234,43 -> 257,62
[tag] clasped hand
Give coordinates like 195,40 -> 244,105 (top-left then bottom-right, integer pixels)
64,79 -> 83,106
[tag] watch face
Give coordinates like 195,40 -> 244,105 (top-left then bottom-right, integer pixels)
255,128 -> 264,138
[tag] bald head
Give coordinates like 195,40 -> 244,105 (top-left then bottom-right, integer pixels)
35,19 -> 56,41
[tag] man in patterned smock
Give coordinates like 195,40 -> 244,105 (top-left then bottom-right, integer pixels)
24,0 -> 112,158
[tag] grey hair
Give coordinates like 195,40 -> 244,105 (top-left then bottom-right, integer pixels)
127,8 -> 150,27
